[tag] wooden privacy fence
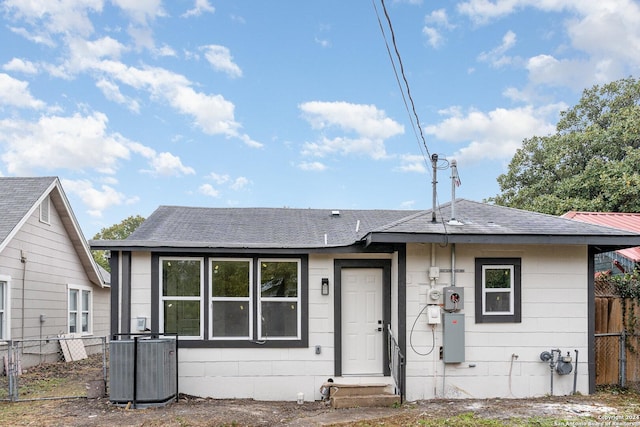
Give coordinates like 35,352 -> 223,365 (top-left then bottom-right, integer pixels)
595,296 -> 640,389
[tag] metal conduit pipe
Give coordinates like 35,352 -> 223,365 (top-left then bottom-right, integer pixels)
451,243 -> 456,287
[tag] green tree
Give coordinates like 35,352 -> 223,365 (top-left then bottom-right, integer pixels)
492,77 -> 640,215
92,215 -> 145,271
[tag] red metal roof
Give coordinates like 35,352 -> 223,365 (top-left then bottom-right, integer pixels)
563,212 -> 640,262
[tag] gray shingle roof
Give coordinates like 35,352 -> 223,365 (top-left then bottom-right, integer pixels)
90,199 -> 640,252
365,199 -> 640,247
125,206 -> 420,248
0,176 -> 57,244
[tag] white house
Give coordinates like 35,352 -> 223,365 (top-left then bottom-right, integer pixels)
91,200 -> 640,402
0,177 -> 109,346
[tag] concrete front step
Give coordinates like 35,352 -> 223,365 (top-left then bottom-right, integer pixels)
330,393 -> 401,409
325,383 -> 400,408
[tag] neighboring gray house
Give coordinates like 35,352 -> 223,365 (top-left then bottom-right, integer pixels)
0,177 -> 109,343
92,200 -> 640,402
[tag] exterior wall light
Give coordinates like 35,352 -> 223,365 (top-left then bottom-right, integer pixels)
321,278 -> 329,295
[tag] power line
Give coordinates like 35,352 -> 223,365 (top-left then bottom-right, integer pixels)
373,0 -> 432,163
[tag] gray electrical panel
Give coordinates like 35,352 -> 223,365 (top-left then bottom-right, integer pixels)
442,312 -> 465,363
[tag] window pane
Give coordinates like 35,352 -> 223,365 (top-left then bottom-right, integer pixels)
0,313 -> 3,340
82,313 -> 89,332
485,268 -> 511,289
82,290 -> 90,311
163,260 -> 201,296
69,313 -> 77,333
164,300 -> 200,336
212,260 -> 250,297
261,301 -> 297,338
212,301 -> 250,337
485,292 -> 511,312
0,281 -> 4,310
69,289 -> 78,311
261,261 -> 298,297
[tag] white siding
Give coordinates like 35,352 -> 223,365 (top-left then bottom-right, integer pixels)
404,243 -> 588,400
0,202 -> 109,340
125,244 -> 591,401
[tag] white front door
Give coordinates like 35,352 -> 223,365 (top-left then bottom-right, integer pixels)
342,268 -> 383,375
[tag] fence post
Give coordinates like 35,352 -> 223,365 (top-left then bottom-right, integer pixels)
8,341 -> 17,401
620,330 -> 627,388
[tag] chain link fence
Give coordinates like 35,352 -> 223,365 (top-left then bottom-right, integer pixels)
595,332 -> 640,391
0,336 -> 107,401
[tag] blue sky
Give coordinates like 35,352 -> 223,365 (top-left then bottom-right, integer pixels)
1,0 -> 639,238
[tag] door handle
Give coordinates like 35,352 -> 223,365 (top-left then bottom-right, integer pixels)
376,327 -> 382,332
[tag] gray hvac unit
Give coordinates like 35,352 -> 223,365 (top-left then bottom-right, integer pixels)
109,337 -> 177,406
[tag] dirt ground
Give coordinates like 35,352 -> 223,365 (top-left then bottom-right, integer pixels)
1,391 -> 640,427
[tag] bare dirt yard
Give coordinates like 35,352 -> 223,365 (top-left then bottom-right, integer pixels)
2,390 -> 640,427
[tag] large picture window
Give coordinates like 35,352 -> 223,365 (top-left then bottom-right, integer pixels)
210,259 -> 252,339
68,284 -> 92,335
475,258 -> 521,323
258,259 -> 301,340
156,255 -> 306,346
161,258 -> 203,339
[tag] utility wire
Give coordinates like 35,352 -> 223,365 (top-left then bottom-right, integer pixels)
375,0 -> 431,160
372,0 -> 429,171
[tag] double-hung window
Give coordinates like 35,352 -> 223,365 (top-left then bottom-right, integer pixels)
258,259 -> 301,340
475,258 -> 521,323
161,258 -> 204,339
210,259 -> 252,339
68,284 -> 92,335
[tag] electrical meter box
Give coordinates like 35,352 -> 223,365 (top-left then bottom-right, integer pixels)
443,286 -> 464,311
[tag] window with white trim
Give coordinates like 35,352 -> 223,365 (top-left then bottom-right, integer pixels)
210,258 -> 252,339
475,258 -> 521,323
40,195 -> 50,224
161,258 -> 204,339
0,278 -> 8,340
258,259 -> 301,340
68,284 -> 92,335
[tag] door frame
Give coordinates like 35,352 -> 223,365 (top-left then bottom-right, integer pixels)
334,259 -> 391,377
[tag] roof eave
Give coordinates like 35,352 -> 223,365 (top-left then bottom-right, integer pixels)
364,232 -> 640,249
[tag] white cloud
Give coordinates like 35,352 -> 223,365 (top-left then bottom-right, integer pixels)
3,58 -> 38,74
110,0 -> 166,25
459,1 -> 640,88
207,172 -> 230,185
478,30 -> 518,68
146,152 -> 196,177
8,26 -> 55,47
299,101 -> 403,160
61,178 -> 130,217
423,27 -> 444,49
300,101 -> 404,140
298,161 -> 327,171
198,183 -> 220,197
96,78 -> 140,112
0,74 -> 46,109
0,112 -> 130,175
200,45 -> 243,78
425,104 -> 563,164
397,154 -> 427,173
183,0 -> 215,18
3,0 -> 102,37
423,9 -> 454,48
230,177 -> 250,190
